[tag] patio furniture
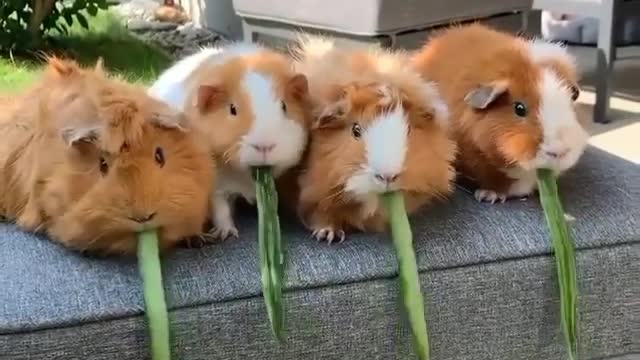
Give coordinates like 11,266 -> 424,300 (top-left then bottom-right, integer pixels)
232,0 -> 640,124
532,0 -> 640,124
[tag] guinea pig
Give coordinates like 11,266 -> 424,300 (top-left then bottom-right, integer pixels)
287,36 -> 456,243
0,57 -> 214,255
411,23 -> 589,203
149,42 -> 313,241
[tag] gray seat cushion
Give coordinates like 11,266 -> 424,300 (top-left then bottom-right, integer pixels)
1,146 -> 638,359
232,0 -> 533,36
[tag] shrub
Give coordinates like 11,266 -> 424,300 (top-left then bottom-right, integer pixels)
0,0 -> 110,53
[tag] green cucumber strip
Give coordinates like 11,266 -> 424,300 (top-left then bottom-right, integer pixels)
381,191 -> 430,360
537,168 -> 579,360
137,229 -> 171,360
252,166 -> 286,341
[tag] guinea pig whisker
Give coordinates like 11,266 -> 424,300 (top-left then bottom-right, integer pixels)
222,143 -> 240,165
319,188 -> 346,207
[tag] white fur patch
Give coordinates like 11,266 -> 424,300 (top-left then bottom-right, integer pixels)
503,167 -> 538,196
420,81 -> 449,128
345,106 -> 409,195
236,71 -> 307,175
292,33 -> 336,61
147,42 -> 266,110
526,38 -> 577,69
527,69 -> 589,172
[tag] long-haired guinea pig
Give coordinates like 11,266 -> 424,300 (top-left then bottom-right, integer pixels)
148,43 -> 313,241
411,23 -> 589,203
0,58 -> 213,255
286,36 -> 455,243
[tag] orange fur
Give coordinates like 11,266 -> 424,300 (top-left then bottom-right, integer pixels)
184,50 -> 313,168
285,40 -> 456,237
411,23 -> 579,193
0,58 -> 214,255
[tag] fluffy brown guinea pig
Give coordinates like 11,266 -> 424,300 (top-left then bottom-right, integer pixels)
412,23 -> 589,203
284,36 -> 456,243
0,57 -> 213,255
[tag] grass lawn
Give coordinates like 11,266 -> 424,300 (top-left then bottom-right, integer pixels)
0,10 -> 172,94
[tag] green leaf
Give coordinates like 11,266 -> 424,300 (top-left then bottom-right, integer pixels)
63,11 -> 73,26
73,0 -> 87,11
536,169 -> 579,360
76,12 -> 89,29
96,0 -> 109,10
252,166 -> 286,341
86,3 -> 97,16
381,192 -> 430,360
137,230 -> 171,360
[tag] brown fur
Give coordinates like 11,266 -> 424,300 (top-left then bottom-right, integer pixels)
184,49 -> 312,168
0,58 -> 214,255
411,23 -> 580,194
284,40 -> 456,237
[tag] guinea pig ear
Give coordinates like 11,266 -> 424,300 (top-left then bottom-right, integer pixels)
151,109 -> 189,131
464,80 -> 509,109
60,124 -> 102,148
375,84 -> 395,107
196,84 -> 228,114
313,101 -> 347,130
286,74 -> 309,101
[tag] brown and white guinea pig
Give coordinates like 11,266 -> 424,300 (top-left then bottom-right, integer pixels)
285,35 -> 456,243
411,23 -> 589,203
0,58 -> 213,255
148,43 -> 313,241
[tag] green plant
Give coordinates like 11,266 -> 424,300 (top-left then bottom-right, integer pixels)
0,0 -> 109,52
381,192 -> 430,360
138,229 -> 171,360
537,169 -> 579,360
252,166 -> 286,341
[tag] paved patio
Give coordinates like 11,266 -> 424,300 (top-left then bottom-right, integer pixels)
572,45 -> 640,164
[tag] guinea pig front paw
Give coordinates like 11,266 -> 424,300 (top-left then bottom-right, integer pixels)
311,227 -> 346,245
208,224 -> 239,241
474,189 -> 508,204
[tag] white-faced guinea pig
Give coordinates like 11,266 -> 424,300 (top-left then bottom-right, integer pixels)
0,57 -> 214,255
148,43 -> 313,241
284,35 -> 456,243
411,23 -> 589,203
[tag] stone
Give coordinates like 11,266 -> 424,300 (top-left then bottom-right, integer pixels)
127,19 -> 178,32
113,0 -> 225,59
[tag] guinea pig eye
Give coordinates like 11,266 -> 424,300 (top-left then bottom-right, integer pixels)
154,147 -> 165,167
513,102 -> 527,118
99,157 -> 108,176
281,100 -> 287,113
351,123 -> 362,138
229,103 -> 237,116
570,86 -> 580,101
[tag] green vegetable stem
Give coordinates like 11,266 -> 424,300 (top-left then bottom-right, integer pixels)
252,166 -> 286,341
537,168 -> 579,360
381,191 -> 430,360
137,229 -> 171,360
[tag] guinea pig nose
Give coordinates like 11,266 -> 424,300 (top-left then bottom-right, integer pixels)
546,149 -> 569,159
251,143 -> 276,153
375,173 -> 399,184
130,212 -> 156,223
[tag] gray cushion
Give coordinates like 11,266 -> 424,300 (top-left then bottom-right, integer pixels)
0,146 -> 638,359
232,0 -> 533,36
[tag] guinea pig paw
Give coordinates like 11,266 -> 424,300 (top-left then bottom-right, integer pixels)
312,228 -> 346,245
474,189 -> 507,204
181,233 -> 217,249
208,224 -> 239,241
